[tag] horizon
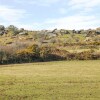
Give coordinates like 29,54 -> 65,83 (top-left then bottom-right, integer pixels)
0,0 -> 100,30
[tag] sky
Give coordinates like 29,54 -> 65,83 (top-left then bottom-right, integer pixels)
0,0 -> 100,30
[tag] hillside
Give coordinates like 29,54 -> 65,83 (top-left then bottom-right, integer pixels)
0,25 -> 100,46
0,25 -> 100,64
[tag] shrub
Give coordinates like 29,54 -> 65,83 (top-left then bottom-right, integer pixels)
0,51 -> 4,64
76,50 -> 93,60
0,25 -> 5,31
16,44 -> 40,63
7,25 -> 19,35
40,46 -> 51,61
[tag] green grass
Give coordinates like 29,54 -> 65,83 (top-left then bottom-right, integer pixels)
0,60 -> 100,100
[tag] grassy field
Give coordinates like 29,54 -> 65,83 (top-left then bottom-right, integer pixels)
0,60 -> 100,100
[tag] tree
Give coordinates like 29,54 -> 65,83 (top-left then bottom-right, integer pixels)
0,25 -> 5,31
7,25 -> 19,35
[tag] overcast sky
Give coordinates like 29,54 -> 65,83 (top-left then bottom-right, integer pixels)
0,0 -> 100,30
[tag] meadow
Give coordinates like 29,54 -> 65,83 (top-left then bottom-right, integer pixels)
0,60 -> 100,100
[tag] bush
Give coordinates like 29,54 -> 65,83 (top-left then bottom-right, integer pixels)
7,25 -> 19,35
0,25 -> 5,31
0,51 -> 4,64
16,44 -> 40,63
0,44 -> 100,65
76,50 -> 93,60
40,46 -> 51,61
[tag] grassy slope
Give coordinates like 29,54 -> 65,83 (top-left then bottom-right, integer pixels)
0,60 -> 100,100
